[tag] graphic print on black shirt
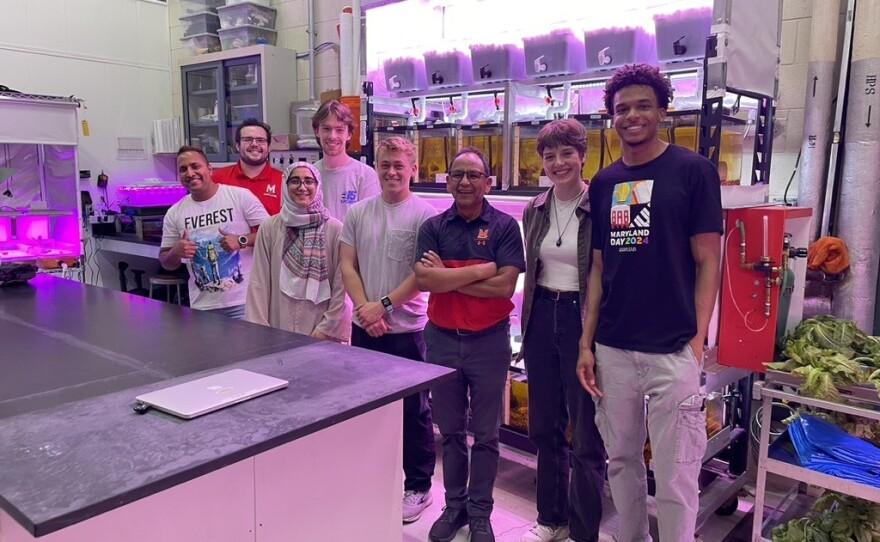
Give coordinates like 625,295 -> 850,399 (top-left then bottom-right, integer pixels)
610,180 -> 653,252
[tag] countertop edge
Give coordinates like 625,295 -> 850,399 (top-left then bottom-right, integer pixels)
24,369 -> 455,537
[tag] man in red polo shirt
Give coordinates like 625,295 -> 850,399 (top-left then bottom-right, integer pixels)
213,119 -> 282,215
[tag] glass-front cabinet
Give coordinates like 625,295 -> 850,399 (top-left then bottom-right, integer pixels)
183,63 -> 225,161
180,45 -> 297,163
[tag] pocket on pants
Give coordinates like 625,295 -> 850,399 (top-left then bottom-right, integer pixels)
674,394 -> 707,464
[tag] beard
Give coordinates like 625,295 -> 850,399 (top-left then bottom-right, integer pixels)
240,153 -> 268,167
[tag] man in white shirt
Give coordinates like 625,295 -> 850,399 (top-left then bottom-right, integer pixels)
312,100 -> 380,221
340,136 -> 438,524
159,146 -> 269,319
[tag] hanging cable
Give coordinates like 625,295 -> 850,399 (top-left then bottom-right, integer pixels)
782,148 -> 802,206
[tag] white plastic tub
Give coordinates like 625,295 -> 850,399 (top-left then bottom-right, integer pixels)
180,0 -> 226,14
217,2 -> 277,30
181,33 -> 222,56
218,25 -> 277,50
180,11 -> 221,38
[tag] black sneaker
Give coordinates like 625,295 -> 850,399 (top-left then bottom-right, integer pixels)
469,516 -> 495,542
428,507 -> 469,542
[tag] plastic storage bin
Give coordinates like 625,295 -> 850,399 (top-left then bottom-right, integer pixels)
180,0 -> 226,14
584,26 -> 657,72
424,50 -> 473,88
382,57 -> 427,93
217,2 -> 277,30
523,30 -> 586,77
470,43 -> 526,83
226,0 -> 270,5
218,25 -> 277,49
181,33 -> 222,56
653,7 -> 713,63
180,12 -> 221,38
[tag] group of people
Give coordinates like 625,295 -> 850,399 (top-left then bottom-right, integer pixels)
158,63 -> 723,542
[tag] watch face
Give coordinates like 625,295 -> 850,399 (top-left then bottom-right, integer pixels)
238,235 -> 248,247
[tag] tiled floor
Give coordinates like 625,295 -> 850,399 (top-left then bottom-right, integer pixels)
402,437 -> 802,542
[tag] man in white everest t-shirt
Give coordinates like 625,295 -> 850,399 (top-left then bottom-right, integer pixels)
311,99 -> 380,221
160,146 -> 269,319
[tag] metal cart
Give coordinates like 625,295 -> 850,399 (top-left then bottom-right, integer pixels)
751,372 -> 880,541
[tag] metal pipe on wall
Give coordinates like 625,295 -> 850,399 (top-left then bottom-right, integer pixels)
352,0 -> 362,95
308,0 -> 316,102
832,0 -> 880,331
796,0 -> 842,241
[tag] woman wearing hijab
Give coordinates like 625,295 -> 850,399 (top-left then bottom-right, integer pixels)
245,162 -> 351,341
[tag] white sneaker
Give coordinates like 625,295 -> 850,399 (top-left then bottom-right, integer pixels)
521,522 -> 571,542
402,489 -> 432,523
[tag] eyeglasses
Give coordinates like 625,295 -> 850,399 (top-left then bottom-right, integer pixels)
288,177 -> 318,188
448,170 -> 487,183
240,136 -> 269,145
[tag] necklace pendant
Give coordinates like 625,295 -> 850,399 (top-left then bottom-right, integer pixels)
556,238 -> 562,247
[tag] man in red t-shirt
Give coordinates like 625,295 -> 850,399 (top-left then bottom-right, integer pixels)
213,119 -> 282,215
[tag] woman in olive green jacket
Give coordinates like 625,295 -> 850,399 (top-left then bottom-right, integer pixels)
519,119 -> 606,542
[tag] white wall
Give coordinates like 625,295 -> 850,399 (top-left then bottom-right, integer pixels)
768,0 -> 814,201
0,0 -> 177,202
275,0 -> 348,100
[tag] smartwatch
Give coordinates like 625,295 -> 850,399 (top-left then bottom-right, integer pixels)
237,235 -> 249,249
380,295 -> 393,314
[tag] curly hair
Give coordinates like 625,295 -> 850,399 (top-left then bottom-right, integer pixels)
603,64 -> 674,113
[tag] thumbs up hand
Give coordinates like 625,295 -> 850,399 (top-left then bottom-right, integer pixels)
175,230 -> 197,259
218,227 -> 240,253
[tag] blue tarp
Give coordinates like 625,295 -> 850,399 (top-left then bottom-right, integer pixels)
787,414 -> 880,489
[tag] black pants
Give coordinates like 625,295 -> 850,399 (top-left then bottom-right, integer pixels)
522,290 -> 606,542
351,325 -> 436,492
424,321 -> 511,519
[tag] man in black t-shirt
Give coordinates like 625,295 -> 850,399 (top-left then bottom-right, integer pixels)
576,64 -> 722,542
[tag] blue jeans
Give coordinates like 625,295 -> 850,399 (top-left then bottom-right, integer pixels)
204,304 -> 245,320
424,320 -> 511,519
351,325 -> 435,492
523,289 -> 606,542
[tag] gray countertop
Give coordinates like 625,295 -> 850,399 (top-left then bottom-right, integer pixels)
0,276 -> 454,536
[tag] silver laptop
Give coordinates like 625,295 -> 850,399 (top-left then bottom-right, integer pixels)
135,369 -> 288,419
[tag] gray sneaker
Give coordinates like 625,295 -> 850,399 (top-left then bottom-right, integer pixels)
402,489 -> 433,523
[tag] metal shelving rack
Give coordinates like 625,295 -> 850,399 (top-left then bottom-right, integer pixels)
360,0 -> 782,526
751,375 -> 880,541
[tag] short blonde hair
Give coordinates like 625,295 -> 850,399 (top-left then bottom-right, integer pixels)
377,136 -> 417,165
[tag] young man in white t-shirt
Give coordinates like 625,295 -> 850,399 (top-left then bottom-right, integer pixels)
312,100 -> 380,222
159,146 -> 269,319
339,136 -> 437,524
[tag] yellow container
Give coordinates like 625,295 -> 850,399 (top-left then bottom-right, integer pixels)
508,373 -> 529,433
582,128 -> 602,181
517,133 -> 542,188
417,133 -> 454,184
462,133 -> 503,181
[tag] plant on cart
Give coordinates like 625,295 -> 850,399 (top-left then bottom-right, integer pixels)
771,492 -> 880,542
767,316 -> 880,401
